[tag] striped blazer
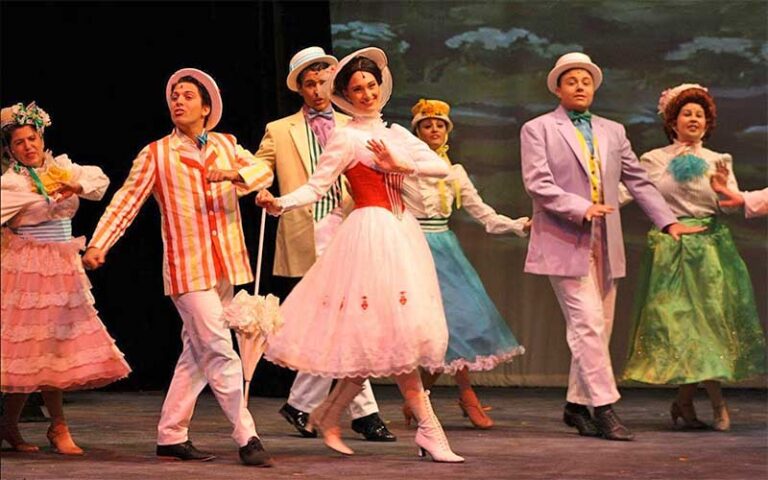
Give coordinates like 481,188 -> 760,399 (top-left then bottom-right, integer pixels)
89,130 -> 273,295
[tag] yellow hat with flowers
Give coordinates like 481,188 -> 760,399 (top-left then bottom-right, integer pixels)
410,98 -> 454,132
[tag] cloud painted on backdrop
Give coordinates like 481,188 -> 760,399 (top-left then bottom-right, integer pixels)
445,27 -> 580,58
665,37 -> 767,63
332,21 -> 410,53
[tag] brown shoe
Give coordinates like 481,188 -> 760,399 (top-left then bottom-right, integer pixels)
458,389 -> 494,429
0,423 -> 39,452
712,403 -> 731,431
47,422 -> 84,455
670,400 -> 708,429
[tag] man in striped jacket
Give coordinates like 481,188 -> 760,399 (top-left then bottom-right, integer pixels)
83,68 -> 274,466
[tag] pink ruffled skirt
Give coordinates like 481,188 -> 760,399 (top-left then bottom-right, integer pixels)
1,231 -> 131,393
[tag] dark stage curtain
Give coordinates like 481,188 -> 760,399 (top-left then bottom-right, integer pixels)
1,1 -> 332,396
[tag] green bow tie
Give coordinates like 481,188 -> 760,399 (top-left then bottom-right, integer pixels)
567,110 -> 592,124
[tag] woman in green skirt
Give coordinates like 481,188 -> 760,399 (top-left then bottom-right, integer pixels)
622,83 -> 766,431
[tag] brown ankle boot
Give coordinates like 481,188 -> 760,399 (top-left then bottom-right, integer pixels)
712,403 -> 731,431
670,400 -> 708,429
458,389 -> 494,429
47,422 -> 84,455
0,423 -> 39,452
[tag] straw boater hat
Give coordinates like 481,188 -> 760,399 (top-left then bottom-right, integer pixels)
327,46 -> 393,117
166,68 -> 223,130
410,99 -> 454,133
546,52 -> 603,95
286,46 -> 338,92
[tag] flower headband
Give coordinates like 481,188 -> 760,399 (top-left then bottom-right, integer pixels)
0,102 -> 52,134
657,83 -> 708,119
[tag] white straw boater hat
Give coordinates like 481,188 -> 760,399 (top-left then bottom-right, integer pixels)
286,47 -> 338,92
166,68 -> 223,130
327,46 -> 393,117
546,52 -> 603,95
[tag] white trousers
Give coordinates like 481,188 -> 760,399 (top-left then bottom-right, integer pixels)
157,279 -> 257,447
286,209 -> 380,419
548,220 -> 620,407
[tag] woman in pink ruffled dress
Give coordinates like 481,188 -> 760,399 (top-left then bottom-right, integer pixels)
258,48 -> 463,463
0,102 -> 130,455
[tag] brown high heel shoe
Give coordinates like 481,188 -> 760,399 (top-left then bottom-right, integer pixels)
0,423 -> 39,452
458,389 -> 493,429
670,400 -> 708,429
47,422 -> 84,455
712,403 -> 731,431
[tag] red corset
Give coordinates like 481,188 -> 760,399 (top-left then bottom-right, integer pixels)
345,163 -> 404,214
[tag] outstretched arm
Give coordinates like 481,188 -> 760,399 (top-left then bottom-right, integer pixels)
84,147 -> 156,269
454,164 -> 529,237
262,129 -> 353,215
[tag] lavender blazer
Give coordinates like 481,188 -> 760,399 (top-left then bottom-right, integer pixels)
520,105 -> 676,279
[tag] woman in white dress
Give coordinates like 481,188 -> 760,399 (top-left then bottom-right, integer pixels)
258,47 -> 463,463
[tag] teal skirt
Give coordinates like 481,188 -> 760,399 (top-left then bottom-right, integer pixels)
424,229 -> 524,374
623,217 -> 766,384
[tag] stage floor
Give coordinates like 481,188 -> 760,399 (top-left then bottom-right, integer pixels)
1,386 -> 766,479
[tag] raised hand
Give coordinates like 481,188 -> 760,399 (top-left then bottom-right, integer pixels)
709,160 -> 744,208
366,139 -> 413,174
709,160 -> 730,193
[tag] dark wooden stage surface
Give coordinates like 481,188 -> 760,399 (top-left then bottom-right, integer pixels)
2,386 -> 766,480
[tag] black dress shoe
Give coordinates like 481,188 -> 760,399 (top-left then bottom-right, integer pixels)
239,436 -> 274,467
351,412 -> 397,442
563,404 -> 600,437
278,403 -> 317,438
156,440 -> 216,461
593,407 -> 635,441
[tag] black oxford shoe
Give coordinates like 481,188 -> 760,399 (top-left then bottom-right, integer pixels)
156,440 -> 216,461
278,403 -> 317,438
351,412 -> 397,442
239,436 -> 274,467
593,408 -> 635,441
563,405 -> 600,437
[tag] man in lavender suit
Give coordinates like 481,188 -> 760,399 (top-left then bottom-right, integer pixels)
520,52 -> 704,441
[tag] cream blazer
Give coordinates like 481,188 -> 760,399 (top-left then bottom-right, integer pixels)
254,109 -> 351,277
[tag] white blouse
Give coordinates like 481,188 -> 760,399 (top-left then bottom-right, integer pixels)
277,116 -> 449,212
402,163 -> 529,236
0,153 -> 109,227
622,140 -> 739,218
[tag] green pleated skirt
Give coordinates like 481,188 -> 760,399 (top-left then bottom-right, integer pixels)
622,217 -> 766,385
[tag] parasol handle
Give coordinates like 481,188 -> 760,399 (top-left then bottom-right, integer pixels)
244,380 -> 252,407
253,207 -> 267,295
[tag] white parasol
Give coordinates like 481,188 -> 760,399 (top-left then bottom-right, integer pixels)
223,208 -> 282,406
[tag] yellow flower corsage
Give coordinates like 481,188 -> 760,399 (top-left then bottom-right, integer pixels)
37,163 -> 72,194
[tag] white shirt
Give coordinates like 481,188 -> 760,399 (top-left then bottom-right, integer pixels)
402,163 -> 528,236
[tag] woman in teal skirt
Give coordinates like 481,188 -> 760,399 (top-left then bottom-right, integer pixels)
400,99 -> 529,429
622,84 -> 766,430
